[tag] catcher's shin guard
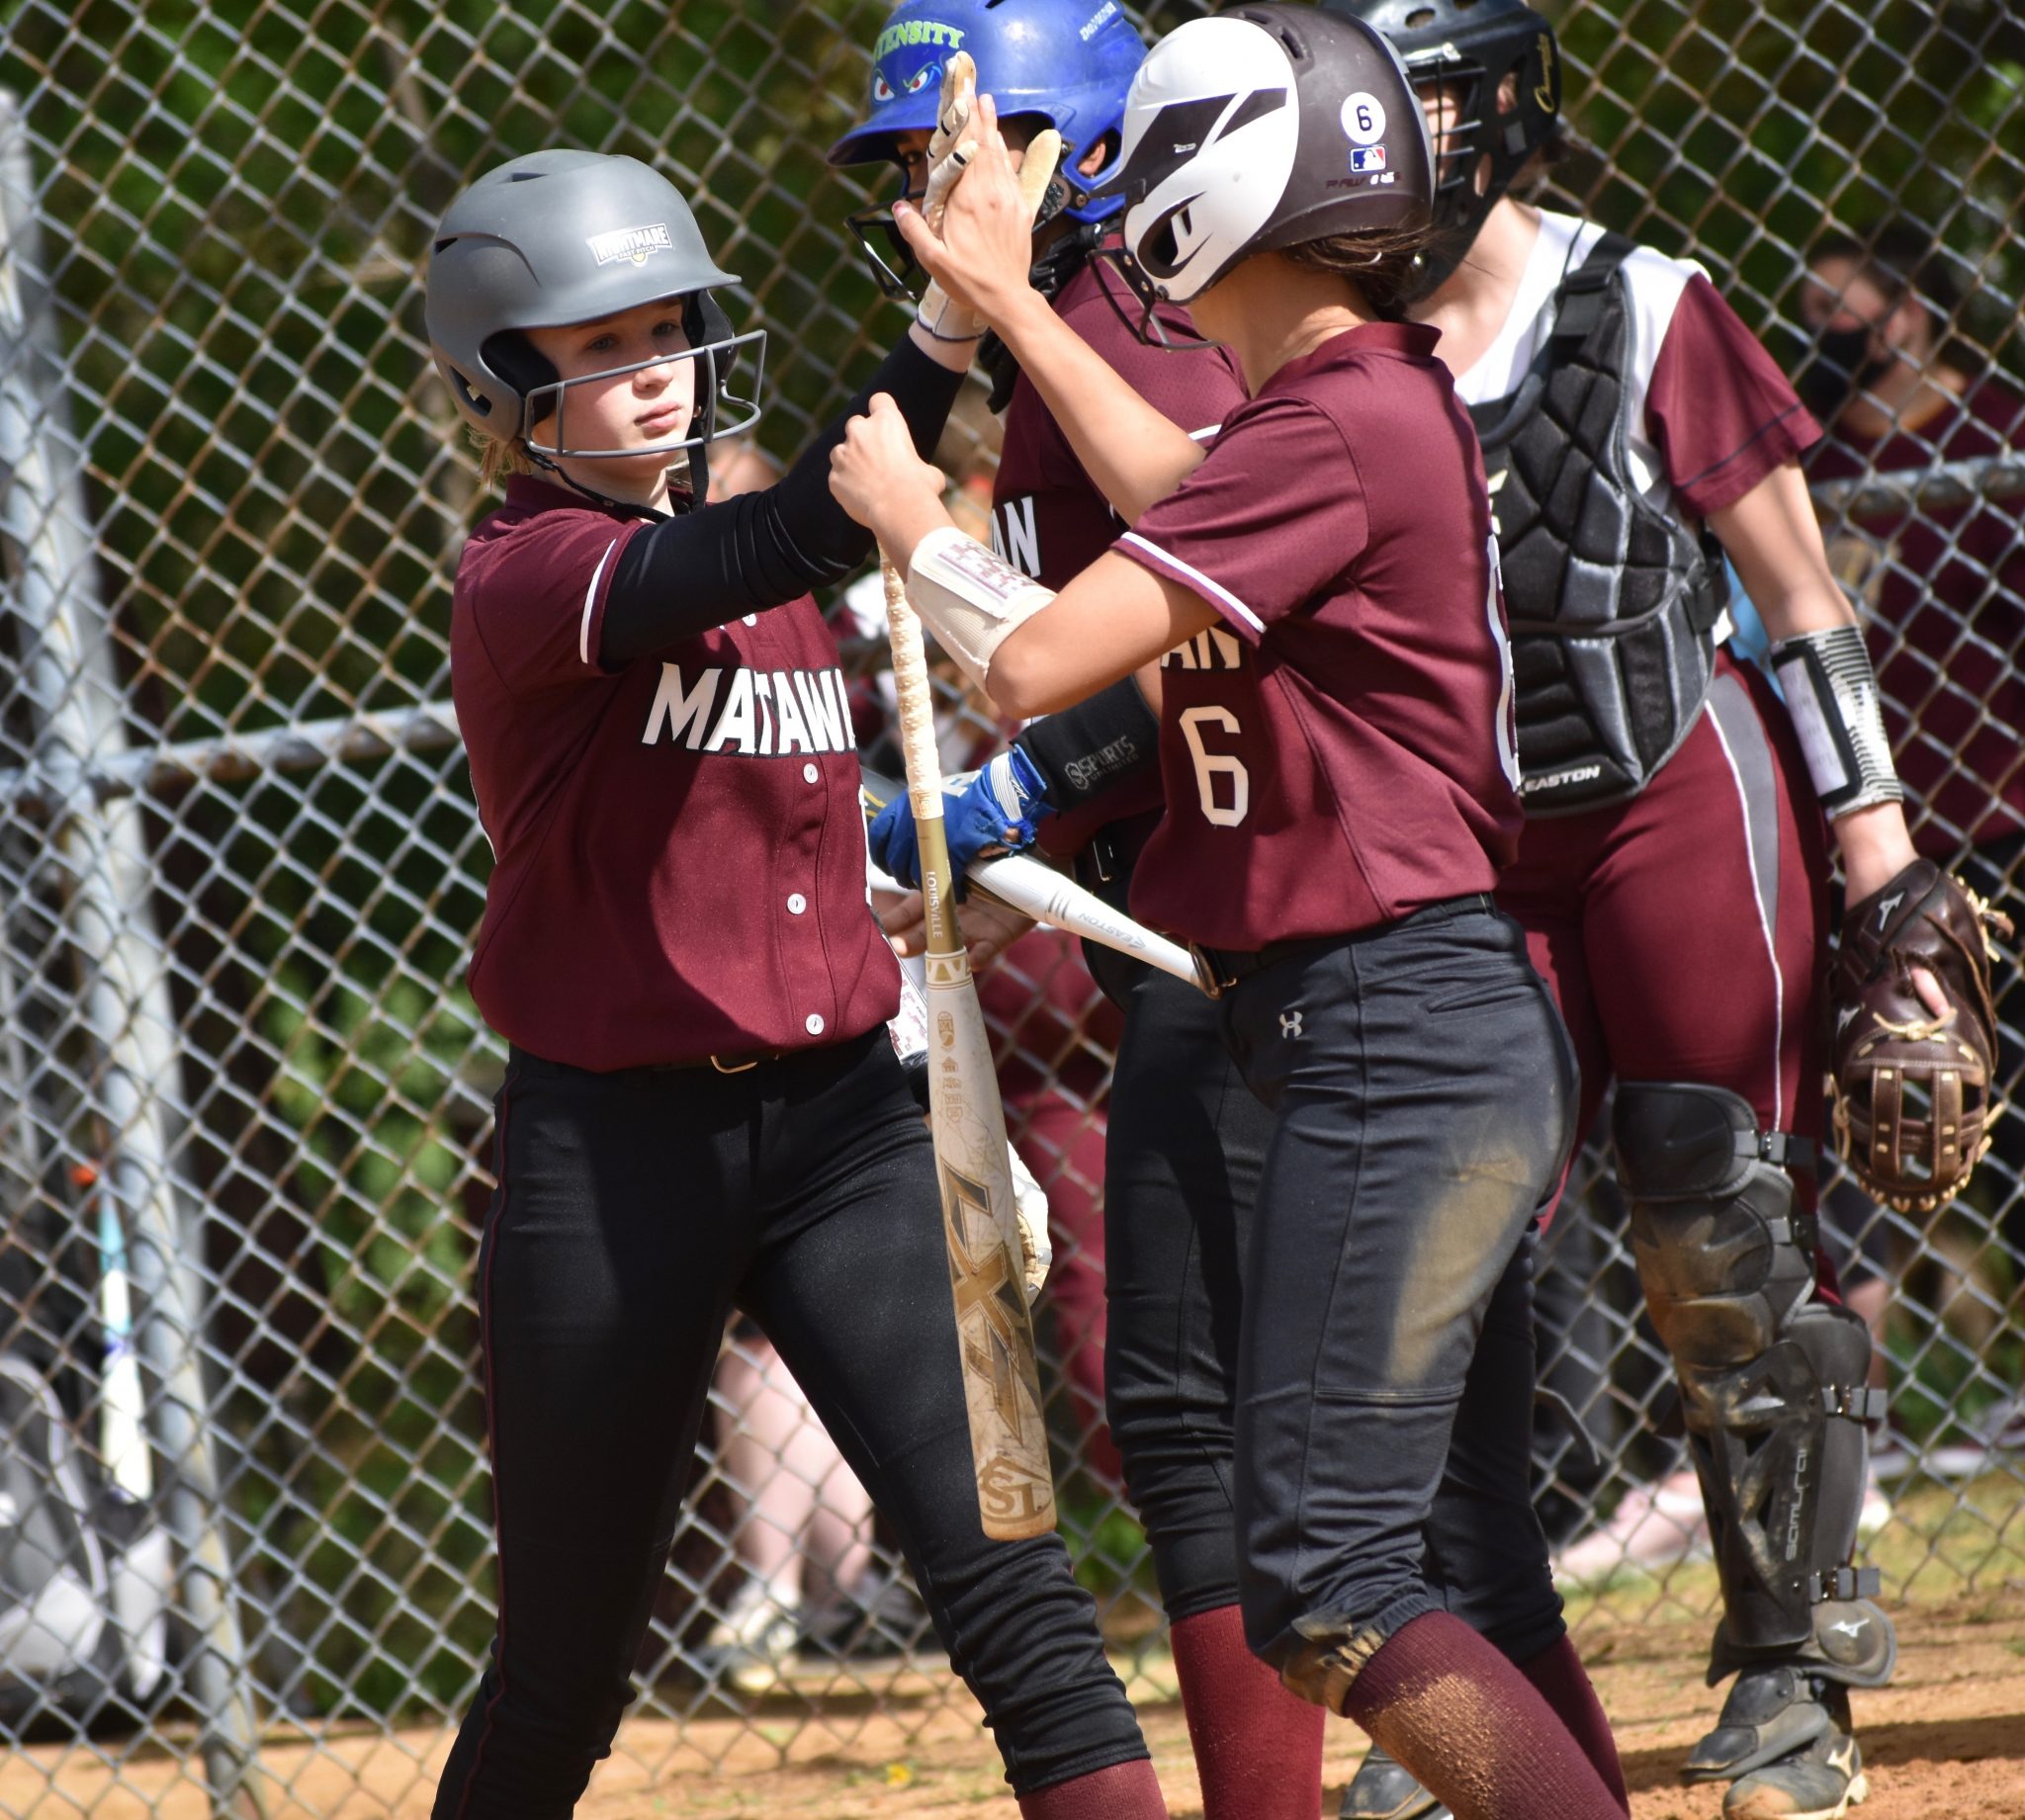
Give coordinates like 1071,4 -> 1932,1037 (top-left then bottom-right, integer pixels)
1613,1083 -> 1894,1690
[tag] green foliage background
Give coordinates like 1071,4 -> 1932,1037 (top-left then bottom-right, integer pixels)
0,0 -> 2018,1717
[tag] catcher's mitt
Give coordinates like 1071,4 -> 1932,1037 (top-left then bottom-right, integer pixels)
1830,858 -> 2013,1211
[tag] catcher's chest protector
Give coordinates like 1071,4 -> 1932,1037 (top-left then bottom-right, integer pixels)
1470,233 -> 1730,815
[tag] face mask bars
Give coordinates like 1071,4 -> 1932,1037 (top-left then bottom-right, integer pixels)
520,325 -> 769,462
845,150 -> 1092,303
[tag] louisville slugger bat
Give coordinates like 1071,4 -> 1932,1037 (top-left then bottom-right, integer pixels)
860,768 -> 1216,994
880,558 -> 1057,1541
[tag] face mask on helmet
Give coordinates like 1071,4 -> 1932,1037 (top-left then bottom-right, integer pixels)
844,145 -> 1089,303
426,149 -> 771,495
1324,0 -> 1560,299
477,293 -> 766,483
1094,5 -> 1432,347
828,0 -> 1147,297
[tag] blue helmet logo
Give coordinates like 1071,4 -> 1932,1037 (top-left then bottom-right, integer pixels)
829,0 -> 1145,225
871,56 -> 945,106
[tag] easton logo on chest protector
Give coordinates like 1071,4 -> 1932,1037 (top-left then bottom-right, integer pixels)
640,662 -> 857,756
1471,233 -> 1728,815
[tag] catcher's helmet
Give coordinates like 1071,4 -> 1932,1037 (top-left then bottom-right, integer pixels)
829,0 -> 1144,225
424,150 -> 764,469
1103,5 -> 1432,312
1326,0 -> 1561,293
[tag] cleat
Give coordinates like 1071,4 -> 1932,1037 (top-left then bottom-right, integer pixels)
1339,1744 -> 1449,1820
695,1581 -> 801,1695
1722,1728 -> 1868,1819
1686,1670 -> 1870,1820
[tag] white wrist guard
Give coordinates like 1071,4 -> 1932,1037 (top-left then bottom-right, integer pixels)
916,280 -> 985,345
905,526 -> 1056,691
1769,625 -> 1903,816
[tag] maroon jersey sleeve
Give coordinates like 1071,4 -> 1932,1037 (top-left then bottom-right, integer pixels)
1115,398 -> 1367,643
465,510 -> 649,696
1054,264 -> 1242,448
1645,275 -> 1822,518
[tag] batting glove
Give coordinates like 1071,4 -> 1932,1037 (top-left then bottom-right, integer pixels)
867,747 -> 1054,894
913,53 -> 1063,343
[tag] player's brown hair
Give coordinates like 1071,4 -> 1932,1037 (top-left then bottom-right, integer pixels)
1279,221 -> 1443,317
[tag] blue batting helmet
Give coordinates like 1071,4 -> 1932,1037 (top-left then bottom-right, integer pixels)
828,0 -> 1145,224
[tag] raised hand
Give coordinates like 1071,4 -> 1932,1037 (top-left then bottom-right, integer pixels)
905,96 -> 1062,339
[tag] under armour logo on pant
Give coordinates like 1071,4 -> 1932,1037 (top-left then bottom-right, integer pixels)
1279,1009 -> 1304,1040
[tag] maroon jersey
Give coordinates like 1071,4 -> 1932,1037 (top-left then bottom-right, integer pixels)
1116,322 -> 1520,950
453,475 -> 899,1070
1453,214 -> 1820,520
1805,378 -> 2025,852
996,247 -> 1246,856
992,252 -> 1245,589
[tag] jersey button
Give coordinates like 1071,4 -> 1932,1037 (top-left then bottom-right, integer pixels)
786,893 -> 807,914
804,1012 -> 826,1036
802,762 -> 819,784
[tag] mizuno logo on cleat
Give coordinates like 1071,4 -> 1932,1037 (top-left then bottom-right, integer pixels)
1828,1617 -> 1867,1638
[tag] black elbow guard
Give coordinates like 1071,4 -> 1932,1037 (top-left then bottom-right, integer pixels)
1014,678 -> 1162,811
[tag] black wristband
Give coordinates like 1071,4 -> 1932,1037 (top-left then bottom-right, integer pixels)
1014,678 -> 1161,809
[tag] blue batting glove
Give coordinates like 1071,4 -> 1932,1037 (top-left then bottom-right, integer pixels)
868,747 -> 1054,893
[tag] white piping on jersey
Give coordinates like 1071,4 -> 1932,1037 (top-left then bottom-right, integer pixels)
1189,423 -> 1223,442
1453,210 -> 1697,504
579,537 -> 620,665
1707,702 -> 1786,1130
1117,531 -> 1266,635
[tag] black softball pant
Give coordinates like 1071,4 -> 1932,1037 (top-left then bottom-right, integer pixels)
1104,903 -> 1576,1686
432,1031 -> 1148,1818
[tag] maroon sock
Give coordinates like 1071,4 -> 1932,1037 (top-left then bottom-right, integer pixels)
1518,1633 -> 1629,1811
1519,1633 -> 1629,1812
1170,1603 -> 1325,1820
1017,1757 -> 1167,1819
1339,1611 -> 1624,1820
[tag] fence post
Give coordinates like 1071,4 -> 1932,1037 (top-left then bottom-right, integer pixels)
0,88 -> 271,1819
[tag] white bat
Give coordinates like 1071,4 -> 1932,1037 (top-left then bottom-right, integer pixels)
879,561 -> 1058,1541
859,767 -> 1218,996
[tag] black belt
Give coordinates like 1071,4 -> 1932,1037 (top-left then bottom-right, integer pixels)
1189,894 -> 1498,994
509,1043 -> 788,1085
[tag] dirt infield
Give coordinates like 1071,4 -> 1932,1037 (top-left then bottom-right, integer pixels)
6,1595 -> 2023,1819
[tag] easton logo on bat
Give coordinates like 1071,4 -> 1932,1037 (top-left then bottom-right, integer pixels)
640,662 -> 857,755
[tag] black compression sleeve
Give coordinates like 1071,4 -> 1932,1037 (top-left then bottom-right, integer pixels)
598,335 -> 965,667
1014,678 -> 1162,810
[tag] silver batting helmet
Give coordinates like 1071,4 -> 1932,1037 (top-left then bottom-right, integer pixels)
424,150 -> 764,472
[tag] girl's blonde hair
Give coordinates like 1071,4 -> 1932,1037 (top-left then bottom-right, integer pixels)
471,428 -> 536,485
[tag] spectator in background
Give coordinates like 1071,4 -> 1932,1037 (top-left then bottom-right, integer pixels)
1799,220 -> 2025,1470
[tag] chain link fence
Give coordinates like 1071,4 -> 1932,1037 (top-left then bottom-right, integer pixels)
0,0 -> 2018,1810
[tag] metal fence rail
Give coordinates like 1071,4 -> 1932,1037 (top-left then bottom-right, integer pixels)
0,0 -> 2019,1812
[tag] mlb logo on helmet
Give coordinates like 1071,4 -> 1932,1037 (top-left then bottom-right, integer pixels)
1349,145 -> 1387,173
